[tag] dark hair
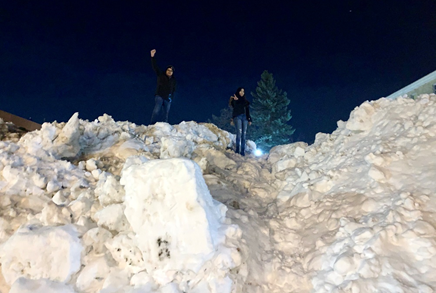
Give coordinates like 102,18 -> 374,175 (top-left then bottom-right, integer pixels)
166,66 -> 175,72
235,87 -> 245,99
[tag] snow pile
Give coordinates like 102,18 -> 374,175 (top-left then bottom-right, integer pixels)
267,94 -> 436,292
0,115 -> 246,293
1,94 -> 436,292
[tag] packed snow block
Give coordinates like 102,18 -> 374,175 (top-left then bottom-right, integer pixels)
120,158 -> 227,275
9,278 -> 75,293
0,224 -> 82,285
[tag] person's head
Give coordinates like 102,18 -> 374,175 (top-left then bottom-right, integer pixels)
166,66 -> 174,77
235,87 -> 245,98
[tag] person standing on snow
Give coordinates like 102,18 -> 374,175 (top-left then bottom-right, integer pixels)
150,49 -> 176,124
229,87 -> 252,156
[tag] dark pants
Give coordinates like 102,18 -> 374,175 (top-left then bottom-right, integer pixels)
234,114 -> 248,156
150,95 -> 171,124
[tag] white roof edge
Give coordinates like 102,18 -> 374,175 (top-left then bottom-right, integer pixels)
385,70 -> 436,99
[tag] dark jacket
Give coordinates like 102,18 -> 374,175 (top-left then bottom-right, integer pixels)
151,57 -> 176,100
230,92 -> 252,122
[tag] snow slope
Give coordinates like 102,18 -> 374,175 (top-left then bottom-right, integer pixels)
1,94 -> 436,292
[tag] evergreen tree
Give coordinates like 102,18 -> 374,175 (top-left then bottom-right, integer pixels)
208,106 -> 234,133
250,70 -> 295,151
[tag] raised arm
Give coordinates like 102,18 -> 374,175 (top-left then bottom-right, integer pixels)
150,49 -> 161,76
229,95 -> 238,107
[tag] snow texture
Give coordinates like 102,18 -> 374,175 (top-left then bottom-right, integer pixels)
1,94 -> 436,292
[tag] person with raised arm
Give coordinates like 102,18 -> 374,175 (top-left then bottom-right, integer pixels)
150,49 -> 176,124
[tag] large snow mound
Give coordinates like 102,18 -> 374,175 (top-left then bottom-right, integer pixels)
0,94 -> 436,292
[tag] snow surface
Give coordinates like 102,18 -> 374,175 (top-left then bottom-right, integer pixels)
1,94 -> 436,292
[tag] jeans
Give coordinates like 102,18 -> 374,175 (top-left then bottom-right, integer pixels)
234,114 -> 248,156
150,95 -> 171,124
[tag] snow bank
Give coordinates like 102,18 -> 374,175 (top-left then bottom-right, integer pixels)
268,94 -> 436,292
1,94 -> 436,292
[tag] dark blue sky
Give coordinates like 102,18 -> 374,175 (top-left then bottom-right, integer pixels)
1,0 -> 435,143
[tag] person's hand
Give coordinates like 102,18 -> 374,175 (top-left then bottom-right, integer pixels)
230,119 -> 234,126
151,49 -> 156,57
232,95 -> 239,100
249,121 -> 252,126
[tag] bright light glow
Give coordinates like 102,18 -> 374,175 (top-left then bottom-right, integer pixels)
254,149 -> 263,156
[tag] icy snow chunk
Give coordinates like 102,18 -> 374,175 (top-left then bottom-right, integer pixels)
365,153 -> 385,166
368,166 -> 390,182
40,202 -> 72,225
123,155 -> 149,170
201,148 -> 236,170
346,101 -> 375,131
0,224 -> 82,285
95,172 -> 125,206
147,122 -> 174,139
100,267 -> 130,293
130,271 -> 155,291
193,156 -> 208,172
46,178 -> 62,193
91,169 -> 102,180
413,220 -> 436,235
32,173 -> 48,189
9,278 -> 75,293
85,159 -> 98,171
51,113 -> 81,159
268,142 -> 308,164
93,204 -> 130,232
294,146 -> 305,157
121,158 -> 227,274
0,217 -> 11,242
272,157 -> 297,173
311,177 -> 333,193
1,165 -> 27,195
175,121 -> 219,143
52,190 -> 70,206
68,191 -> 94,219
82,227 -> 112,255
105,233 -> 145,268
160,136 -> 195,159
113,138 -> 149,159
76,257 -> 111,293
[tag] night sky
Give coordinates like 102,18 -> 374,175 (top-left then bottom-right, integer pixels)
1,1 -> 435,143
